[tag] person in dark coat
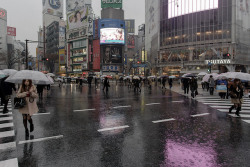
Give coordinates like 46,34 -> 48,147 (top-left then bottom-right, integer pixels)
229,79 -> 244,116
87,76 -> 93,88
168,78 -> 173,89
162,77 -> 167,89
182,78 -> 190,94
94,77 -> 98,89
79,78 -> 83,87
103,77 -> 109,92
0,77 -> 16,113
37,85 -> 45,99
190,77 -> 198,98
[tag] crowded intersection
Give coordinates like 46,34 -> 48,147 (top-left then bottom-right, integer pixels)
0,71 -> 250,166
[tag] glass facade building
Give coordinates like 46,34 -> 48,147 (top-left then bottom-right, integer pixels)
159,0 -> 250,74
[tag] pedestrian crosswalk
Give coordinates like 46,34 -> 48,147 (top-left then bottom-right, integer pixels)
196,96 -> 250,124
0,99 -> 18,166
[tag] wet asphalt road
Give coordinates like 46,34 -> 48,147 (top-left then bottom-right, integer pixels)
1,83 -> 250,167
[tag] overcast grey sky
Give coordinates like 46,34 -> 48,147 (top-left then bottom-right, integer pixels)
0,0 -> 145,57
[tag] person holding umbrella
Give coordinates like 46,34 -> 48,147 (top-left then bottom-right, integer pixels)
229,79 -> 244,116
208,75 -> 215,95
168,78 -> 173,90
162,77 -> 167,89
17,79 -> 38,136
190,77 -> 198,98
103,77 -> 110,93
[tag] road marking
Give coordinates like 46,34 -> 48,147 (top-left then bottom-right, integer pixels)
243,120 -> 250,124
146,103 -> 161,106
73,109 -> 96,112
19,135 -> 63,144
0,123 -> 13,129
113,105 -> 131,109
33,112 -> 51,116
191,113 -> 210,117
98,125 -> 129,132
211,106 -> 250,109
0,130 -> 15,138
0,105 -> 12,108
0,116 -> 13,121
204,103 -> 250,106
0,158 -> 18,167
172,101 -> 184,103
152,118 -> 176,123
229,114 -> 250,118
217,109 -> 250,114
0,112 -> 13,116
0,142 -> 16,150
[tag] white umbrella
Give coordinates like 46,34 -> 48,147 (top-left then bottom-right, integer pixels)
124,76 -> 132,79
214,73 -> 228,80
148,75 -> 156,79
198,72 -> 207,76
0,71 -> 6,79
226,72 -> 250,81
46,73 -> 55,77
5,70 -> 53,85
133,76 -> 140,80
202,73 -> 219,82
46,76 -> 54,84
169,76 -> 176,79
2,69 -> 17,76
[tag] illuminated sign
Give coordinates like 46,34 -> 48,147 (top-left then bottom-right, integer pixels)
168,0 -> 218,19
100,28 -> 125,44
205,59 -> 231,65
101,0 -> 122,9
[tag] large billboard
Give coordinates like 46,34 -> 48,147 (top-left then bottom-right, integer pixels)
102,46 -> 122,64
66,0 -> 93,35
100,28 -> 125,45
127,34 -> 135,48
93,40 -> 101,70
7,27 -> 16,36
59,21 -> 65,48
168,0 -> 218,19
42,0 -> 63,17
101,0 -> 123,9
59,49 -> 66,65
93,19 -> 99,39
125,19 -> 135,33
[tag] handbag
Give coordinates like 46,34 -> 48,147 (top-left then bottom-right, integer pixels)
14,97 -> 26,109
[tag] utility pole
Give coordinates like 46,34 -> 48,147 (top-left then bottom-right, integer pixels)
25,39 -> 29,69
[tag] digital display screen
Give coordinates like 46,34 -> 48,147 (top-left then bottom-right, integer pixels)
100,28 -> 125,44
168,0 -> 219,18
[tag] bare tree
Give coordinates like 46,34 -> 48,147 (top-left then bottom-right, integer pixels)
0,49 -> 24,69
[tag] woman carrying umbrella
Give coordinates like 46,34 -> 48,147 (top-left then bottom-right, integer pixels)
17,79 -> 39,136
229,79 -> 244,116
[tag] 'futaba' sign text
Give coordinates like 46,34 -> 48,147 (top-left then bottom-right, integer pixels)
101,0 -> 123,9
205,59 -> 231,65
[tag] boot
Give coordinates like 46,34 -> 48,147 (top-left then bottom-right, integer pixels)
25,128 -> 29,136
235,107 -> 240,117
229,106 -> 234,113
28,119 -> 34,132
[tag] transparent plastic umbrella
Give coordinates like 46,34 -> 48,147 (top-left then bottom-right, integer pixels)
2,69 -> 17,76
226,72 -> 250,81
0,71 -> 6,79
5,70 -> 53,85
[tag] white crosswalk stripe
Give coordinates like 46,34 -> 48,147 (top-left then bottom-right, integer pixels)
196,96 -> 250,124
0,102 -> 18,165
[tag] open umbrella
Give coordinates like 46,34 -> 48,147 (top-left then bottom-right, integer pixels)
105,75 -> 112,79
0,71 -> 6,79
133,76 -> 140,80
46,73 -> 55,77
2,69 -> 17,76
182,73 -> 196,78
169,76 -> 176,79
5,70 -> 53,85
202,73 -> 219,82
226,72 -> 250,81
160,75 -> 168,78
198,72 -> 207,76
124,76 -> 132,80
148,75 -> 156,79
46,76 -> 54,84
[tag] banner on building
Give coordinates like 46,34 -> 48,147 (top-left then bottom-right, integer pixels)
7,26 -> 16,36
59,21 -> 65,48
127,34 -> 135,48
0,8 -> 7,21
66,0 -> 93,35
125,19 -> 135,33
102,46 -> 122,64
67,28 -> 88,41
93,40 -> 100,70
101,0 -> 122,9
42,0 -> 63,17
59,49 -> 66,65
93,19 -> 99,39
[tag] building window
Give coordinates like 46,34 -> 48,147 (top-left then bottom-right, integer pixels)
73,40 -> 87,48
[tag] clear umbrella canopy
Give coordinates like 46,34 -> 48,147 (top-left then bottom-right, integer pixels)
2,69 -> 18,76
5,70 -> 53,85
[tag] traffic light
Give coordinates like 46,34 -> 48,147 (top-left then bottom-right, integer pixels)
208,66 -> 211,73
137,61 -> 140,64
46,58 -> 49,61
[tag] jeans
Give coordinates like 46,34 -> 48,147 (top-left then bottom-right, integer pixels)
210,87 -> 214,95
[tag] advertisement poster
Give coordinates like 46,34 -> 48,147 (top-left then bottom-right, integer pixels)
125,19 -> 135,33
102,46 -> 122,64
93,40 -> 100,70
42,0 -> 63,17
66,0 -> 93,35
7,26 -> 16,36
100,28 -> 125,44
127,34 -> 135,48
59,49 -> 65,64
93,19 -> 99,39
59,21 -> 65,48
101,0 -> 123,9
